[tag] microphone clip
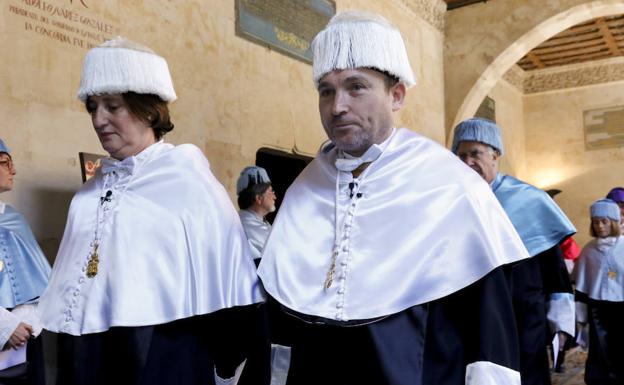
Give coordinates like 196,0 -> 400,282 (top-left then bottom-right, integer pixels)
100,190 -> 113,205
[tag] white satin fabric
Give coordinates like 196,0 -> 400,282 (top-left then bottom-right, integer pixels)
257,128 -> 530,321
546,293 -> 575,336
465,361 -> 521,385
38,141 -> 264,335
574,236 -> 624,302
239,210 -> 271,261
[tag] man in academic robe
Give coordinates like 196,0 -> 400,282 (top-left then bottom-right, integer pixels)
452,118 -> 576,385
257,11 -> 531,385
236,166 -> 276,267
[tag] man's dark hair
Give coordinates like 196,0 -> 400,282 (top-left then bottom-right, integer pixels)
377,69 -> 400,90
238,182 -> 271,210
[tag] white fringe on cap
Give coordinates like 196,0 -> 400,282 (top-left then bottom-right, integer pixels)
312,11 -> 416,88
77,36 -> 177,102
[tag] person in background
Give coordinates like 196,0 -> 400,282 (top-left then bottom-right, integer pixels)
258,11 -> 530,385
546,189 -> 581,275
37,37 -> 264,385
605,187 -> 624,232
453,118 -> 576,385
0,139 -> 51,385
236,166 -> 276,267
573,198 -> 624,385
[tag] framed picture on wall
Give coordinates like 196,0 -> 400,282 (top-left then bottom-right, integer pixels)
583,105 -> 624,150
78,152 -> 106,183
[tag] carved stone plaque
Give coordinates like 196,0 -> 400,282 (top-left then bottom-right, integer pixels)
584,105 -> 624,150
236,0 -> 336,63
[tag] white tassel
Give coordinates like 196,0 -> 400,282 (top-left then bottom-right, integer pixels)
312,11 -> 416,88
77,38 -> 177,102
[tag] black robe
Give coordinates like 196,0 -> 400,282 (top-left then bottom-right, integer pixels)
576,292 -> 624,385
507,244 -> 573,385
54,304 -> 269,385
268,266 -> 520,385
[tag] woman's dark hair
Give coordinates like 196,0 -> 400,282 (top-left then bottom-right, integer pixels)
238,182 -> 271,210
123,92 -> 174,140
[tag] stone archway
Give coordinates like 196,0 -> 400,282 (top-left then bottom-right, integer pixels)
445,0 -> 624,140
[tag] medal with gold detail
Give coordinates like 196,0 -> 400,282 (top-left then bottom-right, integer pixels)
608,270 -> 617,279
87,243 -> 99,278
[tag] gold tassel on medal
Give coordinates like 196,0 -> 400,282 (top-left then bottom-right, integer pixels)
87,243 -> 99,278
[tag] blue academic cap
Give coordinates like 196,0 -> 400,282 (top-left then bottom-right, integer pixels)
236,166 -> 271,195
590,199 -> 620,222
452,118 -> 504,155
0,139 -> 10,154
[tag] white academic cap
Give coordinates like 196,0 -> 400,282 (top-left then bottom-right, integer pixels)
312,10 -> 416,88
236,166 -> 271,195
452,118 -> 505,155
77,37 -> 177,102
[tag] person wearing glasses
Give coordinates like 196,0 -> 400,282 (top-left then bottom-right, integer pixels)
452,118 -> 576,385
236,166 -> 276,268
0,138 -> 51,384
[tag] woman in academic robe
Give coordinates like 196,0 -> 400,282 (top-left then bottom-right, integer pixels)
37,37 -> 266,385
573,198 -> 624,385
0,139 -> 51,385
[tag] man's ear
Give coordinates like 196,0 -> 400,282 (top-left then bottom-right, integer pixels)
390,82 -> 407,112
254,194 -> 263,206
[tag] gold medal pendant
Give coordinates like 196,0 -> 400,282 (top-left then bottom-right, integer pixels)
324,251 -> 339,289
87,243 -> 99,278
608,270 -> 617,279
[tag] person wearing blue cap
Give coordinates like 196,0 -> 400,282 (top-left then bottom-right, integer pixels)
258,11 -> 531,385
453,117 -> 576,385
236,166 -> 276,267
0,139 -> 51,384
573,199 -> 624,385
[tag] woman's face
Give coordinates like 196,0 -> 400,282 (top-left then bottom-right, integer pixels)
0,153 -> 15,193
591,217 -> 612,238
86,94 -> 156,160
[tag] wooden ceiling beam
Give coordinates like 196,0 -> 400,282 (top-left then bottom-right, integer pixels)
532,39 -> 604,55
597,17 -> 622,55
538,32 -> 603,48
526,52 -> 545,69
537,45 -> 607,61
542,51 -> 612,66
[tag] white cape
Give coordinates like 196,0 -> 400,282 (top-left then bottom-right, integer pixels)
39,141 -> 264,335
574,236 -> 624,302
258,128 -> 529,321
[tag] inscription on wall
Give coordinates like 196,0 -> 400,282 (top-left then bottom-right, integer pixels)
236,0 -> 335,63
7,0 -> 119,49
584,106 -> 624,150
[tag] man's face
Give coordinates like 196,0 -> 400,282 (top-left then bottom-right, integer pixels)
259,185 -> 277,214
317,68 -> 405,157
455,141 -> 499,184
0,153 -> 15,193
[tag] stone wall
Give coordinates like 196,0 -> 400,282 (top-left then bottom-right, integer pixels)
488,79 -> 526,179
523,81 -> 624,246
0,0 -> 446,260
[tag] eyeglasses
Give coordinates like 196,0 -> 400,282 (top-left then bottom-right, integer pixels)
0,159 -> 14,171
